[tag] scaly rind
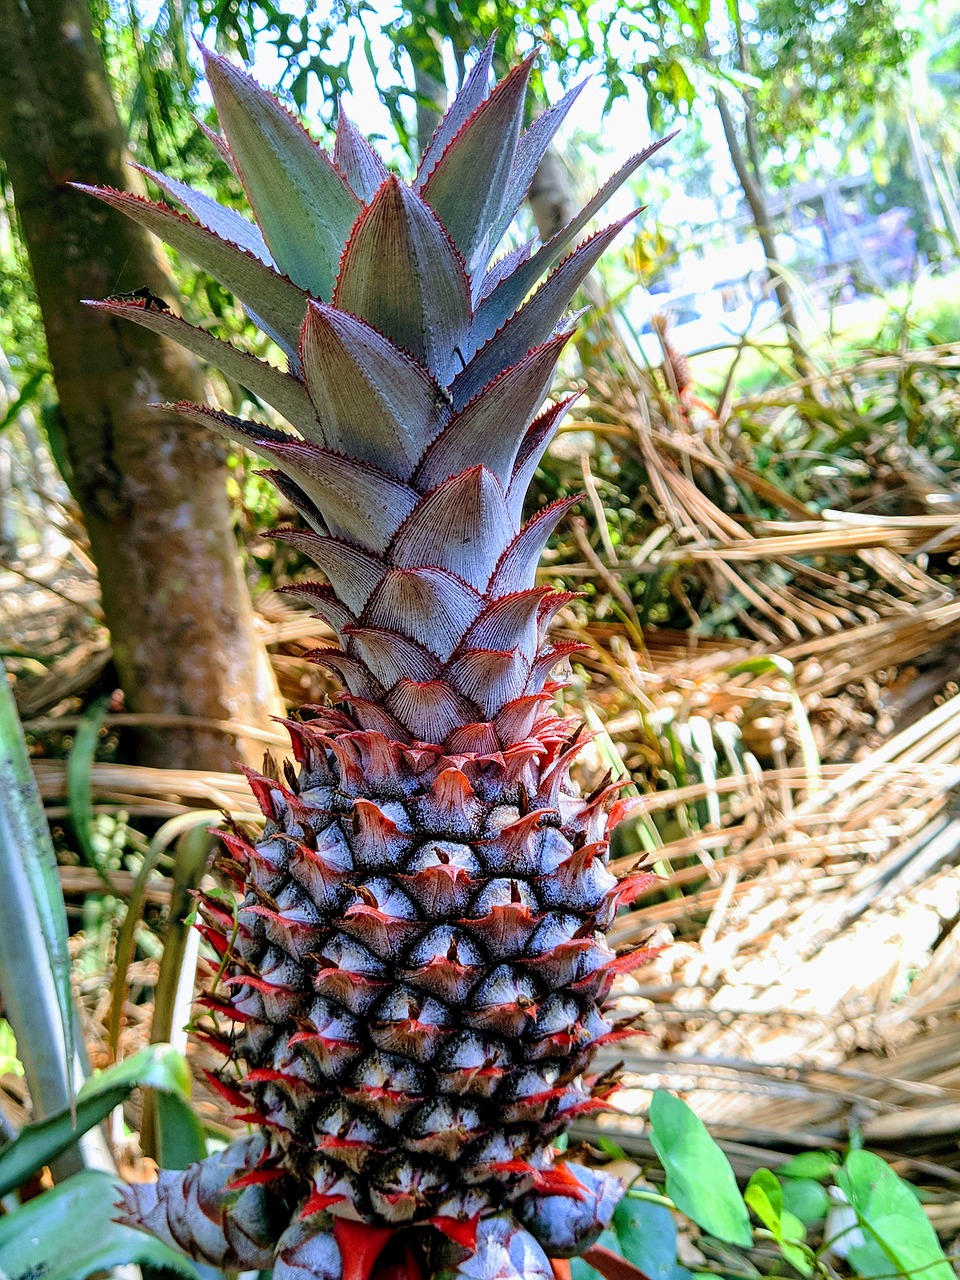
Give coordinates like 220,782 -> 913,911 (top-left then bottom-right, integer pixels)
515,1164 -> 623,1257
115,1137 -> 283,1269
437,1216 -> 553,1280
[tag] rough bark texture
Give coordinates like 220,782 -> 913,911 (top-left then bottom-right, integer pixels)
0,0 -> 284,770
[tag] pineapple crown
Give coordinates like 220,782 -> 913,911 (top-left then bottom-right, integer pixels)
78,37 -> 667,748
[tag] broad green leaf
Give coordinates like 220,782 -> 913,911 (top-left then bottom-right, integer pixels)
781,1177 -> 830,1225
836,1150 -> 953,1280
0,1043 -> 190,1196
0,1169 -> 199,1280
648,1091 -> 752,1247
0,671 -> 74,1114
615,1191 -> 693,1280
778,1151 -> 840,1181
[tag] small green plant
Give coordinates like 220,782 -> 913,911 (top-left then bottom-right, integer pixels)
573,1091 -> 955,1280
0,671 -> 204,1279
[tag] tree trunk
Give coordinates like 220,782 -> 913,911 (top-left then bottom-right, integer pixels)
0,0 -> 284,771
411,0 -> 447,153
714,92 -> 812,378
716,27 -> 812,378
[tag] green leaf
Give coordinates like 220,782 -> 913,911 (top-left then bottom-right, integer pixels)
595,1135 -> 628,1161
777,1151 -> 840,1181
781,1177 -> 830,1225
745,1170 -> 812,1273
745,1169 -> 782,1232
0,369 -> 45,432
836,1150 -> 954,1280
0,1021 -> 23,1077
648,1091 -> 752,1247
200,47 -> 361,301
0,670 -> 75,1115
152,1091 -> 207,1170
0,1043 -> 190,1197
614,1191 -> 692,1280
0,1169 -> 200,1280
66,693 -> 114,883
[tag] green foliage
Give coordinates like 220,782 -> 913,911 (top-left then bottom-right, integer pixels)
0,668 -> 75,1112
648,1089 -> 753,1247
0,1042 -> 192,1197
752,0 -> 915,149
0,1020 -> 23,1078
0,1169 -> 200,1280
835,1150 -> 954,1280
744,1169 -> 812,1274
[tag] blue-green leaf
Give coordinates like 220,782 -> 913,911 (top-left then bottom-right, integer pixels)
615,1192 -> 692,1280
0,671 -> 74,1114
0,1043 -> 190,1197
648,1091 -> 752,1247
0,1169 -> 200,1280
201,47 -> 361,300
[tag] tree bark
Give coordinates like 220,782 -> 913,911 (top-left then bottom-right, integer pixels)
714,92 -> 812,377
713,26 -> 812,377
0,0 -> 284,771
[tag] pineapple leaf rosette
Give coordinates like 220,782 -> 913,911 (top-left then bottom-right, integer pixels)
79,38 -> 665,1280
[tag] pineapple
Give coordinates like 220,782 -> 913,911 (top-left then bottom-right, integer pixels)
79,38 -> 664,1280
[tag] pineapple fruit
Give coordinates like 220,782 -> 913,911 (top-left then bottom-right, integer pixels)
79,38 -> 664,1280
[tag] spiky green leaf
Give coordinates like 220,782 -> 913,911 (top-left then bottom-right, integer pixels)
335,177 -> 471,386
419,54 -> 534,275
202,47 -> 361,299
